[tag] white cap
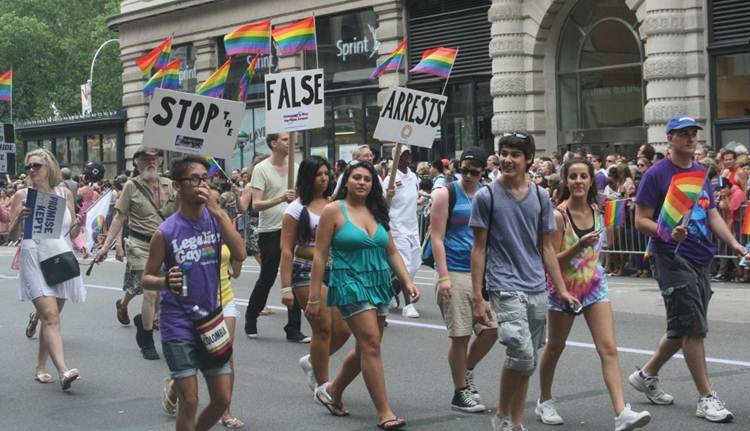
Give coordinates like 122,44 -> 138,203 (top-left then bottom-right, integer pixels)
391,145 -> 411,160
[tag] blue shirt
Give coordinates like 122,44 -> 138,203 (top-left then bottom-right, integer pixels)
444,182 -> 474,272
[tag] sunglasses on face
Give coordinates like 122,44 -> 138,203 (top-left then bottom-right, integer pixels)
25,163 -> 44,172
637,163 -> 647,168
460,167 -> 483,177
179,174 -> 209,186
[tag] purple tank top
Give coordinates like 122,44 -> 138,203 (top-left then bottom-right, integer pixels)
158,208 -> 222,343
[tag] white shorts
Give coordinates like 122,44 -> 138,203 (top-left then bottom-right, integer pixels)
393,234 -> 421,279
223,299 -> 240,318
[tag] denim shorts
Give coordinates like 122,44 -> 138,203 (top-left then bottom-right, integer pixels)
489,290 -> 547,376
338,301 -> 390,320
162,341 -> 232,380
292,258 -> 329,288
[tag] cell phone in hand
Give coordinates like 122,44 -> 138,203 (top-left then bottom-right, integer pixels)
563,302 -> 583,315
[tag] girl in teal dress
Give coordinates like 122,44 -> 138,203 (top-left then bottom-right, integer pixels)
306,161 -> 420,430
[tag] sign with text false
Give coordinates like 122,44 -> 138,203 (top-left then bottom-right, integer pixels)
265,69 -> 325,133
24,188 -> 66,240
373,87 -> 447,149
143,88 -> 246,159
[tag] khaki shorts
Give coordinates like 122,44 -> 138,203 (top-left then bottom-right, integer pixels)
125,237 -> 151,271
437,272 -> 498,338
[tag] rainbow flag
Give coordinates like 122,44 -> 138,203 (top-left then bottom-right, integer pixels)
224,20 -> 271,56
272,16 -> 316,56
196,59 -> 232,98
604,199 -> 626,228
0,70 -> 11,102
238,54 -> 259,102
370,40 -> 407,80
741,205 -> 750,236
409,47 -> 458,79
136,35 -> 173,76
143,59 -> 181,97
204,156 -> 223,177
655,171 -> 707,241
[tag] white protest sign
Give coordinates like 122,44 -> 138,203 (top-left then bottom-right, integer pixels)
143,88 -> 246,159
373,87 -> 447,149
24,188 -> 66,240
265,69 -> 324,133
0,143 -> 15,173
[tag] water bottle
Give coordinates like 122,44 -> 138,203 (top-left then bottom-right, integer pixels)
180,261 -> 193,297
191,305 -> 209,318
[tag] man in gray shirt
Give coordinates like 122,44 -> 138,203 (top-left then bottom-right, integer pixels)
469,132 -> 578,431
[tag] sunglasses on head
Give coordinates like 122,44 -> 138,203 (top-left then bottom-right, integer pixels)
25,163 -> 44,172
501,132 -> 530,140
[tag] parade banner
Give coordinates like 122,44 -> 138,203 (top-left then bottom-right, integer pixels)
373,86 -> 447,149
84,191 -> 113,253
143,88 -> 245,158
24,188 -> 66,240
264,69 -> 324,133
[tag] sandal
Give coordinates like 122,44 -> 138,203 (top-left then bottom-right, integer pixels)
60,368 -> 79,391
34,372 -> 54,384
377,417 -> 406,430
314,383 -> 349,417
219,416 -> 245,429
25,312 -> 39,338
259,307 -> 274,316
162,378 -> 178,416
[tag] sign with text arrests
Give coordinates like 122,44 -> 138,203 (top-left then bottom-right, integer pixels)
373,86 -> 447,149
265,69 -> 324,133
143,88 -> 246,159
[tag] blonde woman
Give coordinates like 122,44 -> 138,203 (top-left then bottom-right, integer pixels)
10,149 -> 86,391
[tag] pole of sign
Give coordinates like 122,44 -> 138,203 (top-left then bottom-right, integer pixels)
312,14 -> 319,70
386,142 -> 402,206
441,47 -> 459,96
9,67 -> 12,124
268,21 -> 273,74
288,132 -> 296,189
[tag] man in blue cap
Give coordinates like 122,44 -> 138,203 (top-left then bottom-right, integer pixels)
630,114 -> 746,423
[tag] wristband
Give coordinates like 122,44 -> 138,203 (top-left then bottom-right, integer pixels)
307,299 -> 320,305
437,275 -> 450,283
280,287 -> 292,294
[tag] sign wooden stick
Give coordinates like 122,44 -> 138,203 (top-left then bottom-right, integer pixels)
287,132 -> 296,189
386,142 -> 402,206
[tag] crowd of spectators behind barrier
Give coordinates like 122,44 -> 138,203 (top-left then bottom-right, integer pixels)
3,141 -> 750,283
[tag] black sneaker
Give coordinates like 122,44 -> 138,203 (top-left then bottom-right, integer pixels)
141,344 -> 160,360
451,388 -> 486,413
286,332 -> 312,343
245,319 -> 258,339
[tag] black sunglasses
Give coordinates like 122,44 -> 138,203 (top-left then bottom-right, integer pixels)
460,167 -> 483,177
25,163 -> 44,172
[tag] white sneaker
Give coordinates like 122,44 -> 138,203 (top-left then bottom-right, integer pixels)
491,415 -> 512,431
402,303 -> 420,318
628,368 -> 674,405
696,391 -> 734,423
298,354 -> 315,392
389,297 -> 399,310
614,404 -> 651,431
465,369 -> 481,402
535,399 -> 564,425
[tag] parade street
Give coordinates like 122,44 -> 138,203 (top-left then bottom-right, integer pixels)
1,247 -> 748,431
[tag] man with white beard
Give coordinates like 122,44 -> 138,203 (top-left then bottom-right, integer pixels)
94,146 -> 179,360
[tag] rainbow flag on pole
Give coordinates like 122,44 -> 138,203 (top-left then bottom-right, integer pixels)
224,20 -> 272,56
272,17 -> 316,56
136,35 -> 173,75
369,40 -> 407,80
204,156 -> 224,177
143,59 -> 181,96
238,54 -> 259,102
196,59 -> 232,98
0,70 -> 11,102
604,199 -> 626,228
409,47 -> 458,79
655,171 -> 707,241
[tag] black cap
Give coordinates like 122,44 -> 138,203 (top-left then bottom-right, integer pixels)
84,162 -> 105,182
460,147 -> 489,164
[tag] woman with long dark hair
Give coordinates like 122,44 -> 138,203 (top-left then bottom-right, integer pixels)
535,159 -> 651,430
306,161 -> 420,430
280,156 -> 351,398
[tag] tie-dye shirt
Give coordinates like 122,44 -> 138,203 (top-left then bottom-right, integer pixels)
546,203 -> 608,311
158,208 -> 222,343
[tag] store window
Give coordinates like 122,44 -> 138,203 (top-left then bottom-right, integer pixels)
57,137 -> 69,164
309,93 -> 379,161
87,135 -> 102,162
226,106 -> 269,172
103,134 -> 118,177
217,42 -> 278,102
69,137 -> 82,168
173,44 -> 198,93
715,52 -> 750,119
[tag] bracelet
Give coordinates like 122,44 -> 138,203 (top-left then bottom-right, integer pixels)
280,287 -> 292,294
437,275 -> 450,283
307,299 -> 320,305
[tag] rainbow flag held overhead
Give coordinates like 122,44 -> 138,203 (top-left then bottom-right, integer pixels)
224,20 -> 272,56
741,205 -> 750,236
369,40 -> 407,80
0,70 -> 11,102
196,59 -> 232,98
272,16 -> 316,56
143,59 -> 181,97
136,35 -> 173,76
409,47 -> 458,79
238,55 -> 260,102
604,199 -> 626,228
655,171 -> 707,242
204,156 -> 223,177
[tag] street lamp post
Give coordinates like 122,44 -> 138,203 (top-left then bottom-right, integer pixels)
237,131 -> 250,168
89,39 -> 120,112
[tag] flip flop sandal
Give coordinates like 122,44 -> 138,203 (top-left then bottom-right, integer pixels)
219,417 -> 245,429
315,383 -> 349,417
25,312 -> 39,338
377,417 -> 406,430
60,368 -> 79,391
259,307 -> 275,316
161,378 -> 178,416
34,372 -> 54,384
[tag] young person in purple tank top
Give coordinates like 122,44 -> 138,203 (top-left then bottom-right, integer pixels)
142,156 -> 246,431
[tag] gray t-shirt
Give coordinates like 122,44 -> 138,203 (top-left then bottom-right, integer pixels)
469,181 -> 556,293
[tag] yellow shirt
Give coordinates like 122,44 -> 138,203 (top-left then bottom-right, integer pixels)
219,244 -> 235,306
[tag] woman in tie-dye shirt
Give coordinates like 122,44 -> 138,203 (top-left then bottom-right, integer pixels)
535,159 -> 651,429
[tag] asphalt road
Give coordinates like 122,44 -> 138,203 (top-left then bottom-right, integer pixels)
0,247 -> 748,431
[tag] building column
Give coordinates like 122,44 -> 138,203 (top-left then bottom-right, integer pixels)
374,1 -> 406,101
642,0 -> 706,146
194,39 -> 218,83
120,51 -> 147,162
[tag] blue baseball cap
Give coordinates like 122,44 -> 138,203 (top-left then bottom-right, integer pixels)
666,114 -> 703,134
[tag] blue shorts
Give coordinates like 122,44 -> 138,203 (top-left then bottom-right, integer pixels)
162,341 -> 232,380
338,301 -> 390,320
292,258 -> 329,288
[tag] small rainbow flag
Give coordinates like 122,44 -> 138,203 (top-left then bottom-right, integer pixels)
741,205 -> 750,236
272,16 -> 316,56
143,59 -> 181,96
136,35 -> 173,76
604,199 -> 626,228
370,40 -> 407,80
409,47 -> 458,79
0,70 -> 11,102
204,156 -> 224,177
196,59 -> 232,98
238,54 -> 259,102
224,20 -> 271,56
655,170 -> 707,241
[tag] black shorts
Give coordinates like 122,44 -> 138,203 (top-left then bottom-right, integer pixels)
653,253 -> 712,338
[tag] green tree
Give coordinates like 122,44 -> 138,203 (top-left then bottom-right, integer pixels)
0,0 -> 122,122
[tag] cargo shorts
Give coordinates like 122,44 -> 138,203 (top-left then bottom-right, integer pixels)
653,253 -> 712,339
489,290 -> 547,376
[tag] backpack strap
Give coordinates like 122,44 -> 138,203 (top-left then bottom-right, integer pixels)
445,181 -> 457,230
131,179 -> 165,221
481,183 -> 495,300
535,183 -> 544,259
